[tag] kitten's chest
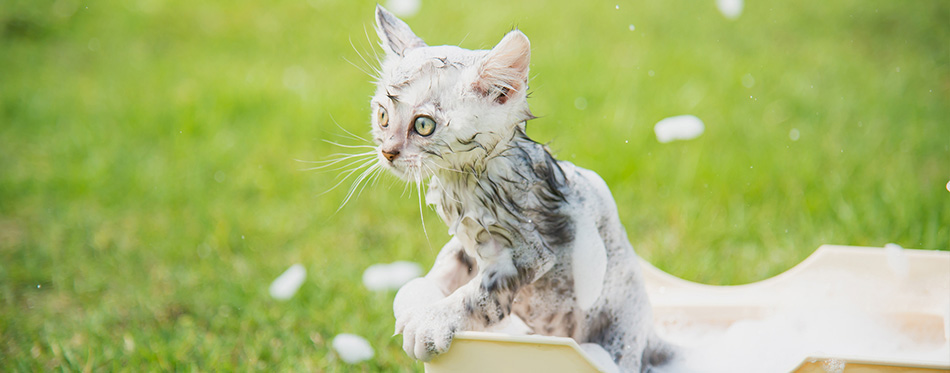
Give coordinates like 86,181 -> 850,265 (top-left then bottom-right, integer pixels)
427,176 -> 522,259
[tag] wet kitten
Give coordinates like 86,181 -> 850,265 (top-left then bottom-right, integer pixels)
367,6 -> 673,372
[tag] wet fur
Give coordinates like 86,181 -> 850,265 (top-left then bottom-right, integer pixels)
369,6 -> 673,372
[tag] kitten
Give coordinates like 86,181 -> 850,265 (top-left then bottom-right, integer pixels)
367,6 -> 673,372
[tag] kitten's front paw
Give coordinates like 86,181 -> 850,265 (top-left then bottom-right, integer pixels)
395,302 -> 464,361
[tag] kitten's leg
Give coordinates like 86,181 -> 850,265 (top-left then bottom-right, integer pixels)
396,237 -> 553,361
393,237 -> 476,330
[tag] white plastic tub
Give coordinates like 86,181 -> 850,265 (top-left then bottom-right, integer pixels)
424,245 -> 950,372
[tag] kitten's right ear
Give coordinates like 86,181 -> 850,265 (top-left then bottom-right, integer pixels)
375,5 -> 426,57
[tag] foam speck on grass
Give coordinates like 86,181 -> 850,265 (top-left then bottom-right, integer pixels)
363,261 -> 423,291
332,333 -> 375,364
654,115 -> 705,143
269,264 -> 306,300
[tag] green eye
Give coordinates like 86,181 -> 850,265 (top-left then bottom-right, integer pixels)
378,106 -> 388,128
413,116 -> 436,136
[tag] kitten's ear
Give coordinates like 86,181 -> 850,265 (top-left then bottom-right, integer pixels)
475,30 -> 531,104
375,5 -> 426,57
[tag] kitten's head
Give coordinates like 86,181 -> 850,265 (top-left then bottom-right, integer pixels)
370,5 -> 533,181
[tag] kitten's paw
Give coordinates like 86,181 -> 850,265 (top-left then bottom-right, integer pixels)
397,304 -> 462,361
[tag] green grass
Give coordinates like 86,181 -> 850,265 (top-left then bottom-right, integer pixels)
1,0 -> 947,370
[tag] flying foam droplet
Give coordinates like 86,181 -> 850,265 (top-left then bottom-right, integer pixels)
654,115 -> 705,143
716,0 -> 744,19
269,264 -> 306,300
789,128 -> 801,141
884,243 -> 908,279
386,0 -> 421,17
363,261 -> 423,291
332,333 -> 375,364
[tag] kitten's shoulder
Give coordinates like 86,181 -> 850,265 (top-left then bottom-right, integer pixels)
557,160 -> 616,208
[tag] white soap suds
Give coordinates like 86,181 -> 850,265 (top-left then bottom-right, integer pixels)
269,264 -> 306,300
392,277 -> 445,321
572,219 -> 607,311
332,333 -> 375,364
716,0 -> 743,20
581,343 -> 621,373
884,243 -> 909,279
654,115 -> 705,143
821,358 -> 846,373
653,267 -> 950,373
386,0 -> 420,17
363,261 -> 423,291
487,313 -> 533,335
655,306 -> 949,372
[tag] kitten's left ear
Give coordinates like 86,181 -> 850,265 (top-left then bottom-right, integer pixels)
375,5 -> 426,57
475,30 -> 531,104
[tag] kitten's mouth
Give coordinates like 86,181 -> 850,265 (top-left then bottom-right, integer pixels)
378,153 -> 427,181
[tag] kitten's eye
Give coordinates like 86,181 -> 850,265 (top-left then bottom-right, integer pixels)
378,106 -> 389,128
413,116 -> 436,136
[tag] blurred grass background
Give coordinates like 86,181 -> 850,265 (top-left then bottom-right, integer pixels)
1,0 -> 947,370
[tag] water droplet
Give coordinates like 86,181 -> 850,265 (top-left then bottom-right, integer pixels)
628,24 -> 635,31
615,4 -> 619,9
741,73 -> 755,88
573,97 -> 588,110
789,128 -> 800,141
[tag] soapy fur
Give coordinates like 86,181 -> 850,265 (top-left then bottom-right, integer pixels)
369,6 -> 673,371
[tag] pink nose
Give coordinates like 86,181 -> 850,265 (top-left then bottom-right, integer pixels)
382,149 -> 400,162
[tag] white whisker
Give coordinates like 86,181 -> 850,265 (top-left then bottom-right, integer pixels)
322,140 -> 376,149
328,114 -> 372,144
317,158 -> 377,198
342,55 -> 375,79
300,153 -> 375,172
338,161 -> 380,211
349,36 -> 382,80
355,166 -> 384,200
415,172 -> 431,245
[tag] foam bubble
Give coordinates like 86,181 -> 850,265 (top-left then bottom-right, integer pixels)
363,261 -> 423,291
386,0 -> 421,17
332,333 -> 375,364
716,0 -> 743,20
884,243 -> 909,279
821,358 -> 846,373
269,264 -> 306,300
581,343 -> 621,373
393,277 -> 445,320
654,115 -> 705,143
